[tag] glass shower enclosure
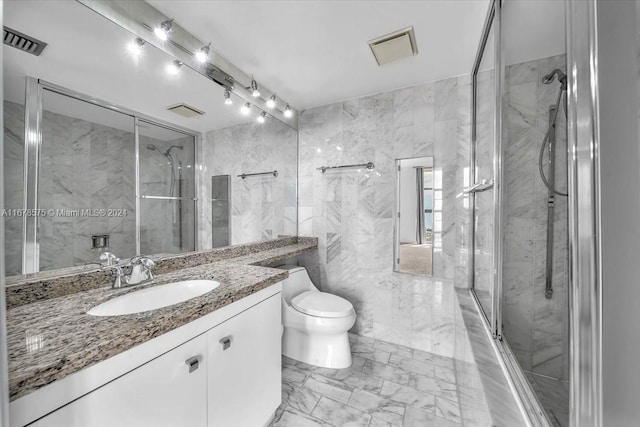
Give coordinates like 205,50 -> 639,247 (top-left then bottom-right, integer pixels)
7,78 -> 197,275
469,1 -> 570,426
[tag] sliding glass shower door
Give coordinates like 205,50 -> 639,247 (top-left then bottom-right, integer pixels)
14,79 -> 197,274
470,7 -> 497,328
138,120 -> 196,254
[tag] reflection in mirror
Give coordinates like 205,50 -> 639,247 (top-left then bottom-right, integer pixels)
2,0 -> 298,276
211,175 -> 231,248
394,157 -> 434,276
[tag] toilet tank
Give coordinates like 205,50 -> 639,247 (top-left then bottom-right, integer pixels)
278,265 -> 317,304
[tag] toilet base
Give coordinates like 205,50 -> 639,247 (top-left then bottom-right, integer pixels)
282,327 -> 352,369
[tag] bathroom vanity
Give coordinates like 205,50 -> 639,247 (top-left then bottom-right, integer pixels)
6,237 -> 317,427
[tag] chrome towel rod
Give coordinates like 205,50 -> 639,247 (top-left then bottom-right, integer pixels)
317,162 -> 375,173
237,170 -> 278,179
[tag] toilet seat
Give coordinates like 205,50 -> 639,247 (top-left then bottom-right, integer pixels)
291,291 -> 354,318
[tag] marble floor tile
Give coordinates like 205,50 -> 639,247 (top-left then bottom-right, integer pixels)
312,396 -> 372,426
272,332 -> 502,427
304,374 -> 353,404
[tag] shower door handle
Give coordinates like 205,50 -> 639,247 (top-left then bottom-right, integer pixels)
463,179 -> 494,194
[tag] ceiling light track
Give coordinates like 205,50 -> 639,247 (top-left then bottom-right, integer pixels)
77,0 -> 297,128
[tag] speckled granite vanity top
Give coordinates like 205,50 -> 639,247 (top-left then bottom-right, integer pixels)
6,237 -> 317,401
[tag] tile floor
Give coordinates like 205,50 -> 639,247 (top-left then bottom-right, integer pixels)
526,373 -> 569,427
270,333 -> 491,427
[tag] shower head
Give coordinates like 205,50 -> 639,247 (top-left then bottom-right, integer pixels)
542,69 -> 567,89
165,145 -> 183,156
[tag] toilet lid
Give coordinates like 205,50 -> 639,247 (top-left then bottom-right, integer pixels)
291,291 -> 354,318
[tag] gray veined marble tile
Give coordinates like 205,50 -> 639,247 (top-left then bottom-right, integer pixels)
362,360 -> 411,385
379,380 -> 436,411
282,382 -> 322,414
303,374 -> 354,404
408,373 -> 458,402
311,396 -> 372,427
272,407 -> 332,427
373,340 -> 414,359
435,396 -> 462,424
388,354 -> 436,377
348,389 -> 405,425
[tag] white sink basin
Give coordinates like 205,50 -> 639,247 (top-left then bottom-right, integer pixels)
87,280 -> 220,316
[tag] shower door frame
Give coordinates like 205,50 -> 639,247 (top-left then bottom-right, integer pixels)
469,0 -> 502,338
20,77 -> 202,274
468,1 -> 604,427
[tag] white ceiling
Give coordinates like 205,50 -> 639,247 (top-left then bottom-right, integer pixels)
3,0 -> 252,135
148,0 -> 491,109
4,0 -> 566,132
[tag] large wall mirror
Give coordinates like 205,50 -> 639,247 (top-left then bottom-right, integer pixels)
394,156 -> 435,276
3,1 -> 297,276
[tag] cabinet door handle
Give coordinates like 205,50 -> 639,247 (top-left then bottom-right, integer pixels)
185,356 -> 200,373
219,336 -> 232,350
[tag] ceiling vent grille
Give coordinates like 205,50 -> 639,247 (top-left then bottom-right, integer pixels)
166,103 -> 205,118
3,27 -> 47,56
368,26 -> 418,66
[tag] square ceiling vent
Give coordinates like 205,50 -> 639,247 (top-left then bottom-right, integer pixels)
368,26 -> 418,66
166,103 -> 205,118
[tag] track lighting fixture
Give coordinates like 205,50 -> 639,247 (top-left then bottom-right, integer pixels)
241,102 -> 251,115
224,89 -> 233,105
195,43 -> 210,64
266,94 -> 276,109
257,111 -> 267,123
154,18 -> 173,41
284,104 -> 293,118
250,77 -> 260,97
127,37 -> 145,56
167,59 -> 183,75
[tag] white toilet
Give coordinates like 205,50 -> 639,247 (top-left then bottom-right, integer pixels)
279,265 -> 356,369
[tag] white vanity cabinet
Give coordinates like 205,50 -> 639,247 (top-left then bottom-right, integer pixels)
207,292 -> 281,427
20,288 -> 282,427
30,334 -> 208,427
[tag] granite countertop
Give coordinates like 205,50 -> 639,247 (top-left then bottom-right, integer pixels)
6,238 -> 317,402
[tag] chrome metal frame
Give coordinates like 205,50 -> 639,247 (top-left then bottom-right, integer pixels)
0,5 -> 11,424
566,0 -> 602,425
469,0 -> 497,332
21,77 -> 42,274
20,78 -> 202,273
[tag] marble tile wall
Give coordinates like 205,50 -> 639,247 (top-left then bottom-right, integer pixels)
201,119 -> 297,248
296,75 -> 472,357
37,107 -> 137,270
3,101 -> 197,274
3,101 -> 25,276
502,54 -> 569,380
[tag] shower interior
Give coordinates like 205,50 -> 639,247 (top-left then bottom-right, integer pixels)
502,57 -> 570,426
146,143 -> 185,249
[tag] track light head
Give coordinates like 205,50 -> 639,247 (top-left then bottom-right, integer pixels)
241,102 -> 251,115
257,111 -> 267,123
224,89 -> 233,105
154,18 -> 173,41
250,77 -> 260,97
195,42 -> 210,63
128,37 -> 145,56
284,104 -> 293,118
167,59 -> 183,75
266,94 -> 276,109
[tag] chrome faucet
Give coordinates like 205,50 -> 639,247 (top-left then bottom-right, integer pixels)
102,256 -> 155,289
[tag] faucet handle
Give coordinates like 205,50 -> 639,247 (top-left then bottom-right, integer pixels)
99,251 -> 120,266
101,265 -> 126,288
